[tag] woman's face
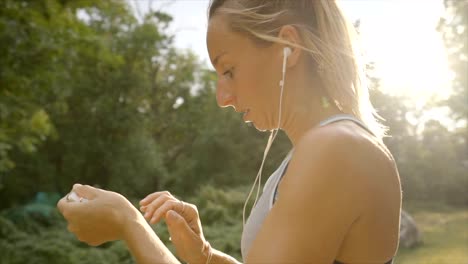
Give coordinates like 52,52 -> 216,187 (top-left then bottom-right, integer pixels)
206,14 -> 283,131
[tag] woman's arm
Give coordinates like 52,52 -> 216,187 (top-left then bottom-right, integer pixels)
246,128 -> 367,263
139,194 -> 242,264
123,214 -> 180,264
124,212 -> 241,264
57,184 -> 180,264
246,126 -> 399,263
208,249 -> 242,264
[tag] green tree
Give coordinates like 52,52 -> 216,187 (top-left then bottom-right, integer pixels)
438,0 -> 468,165
437,0 -> 467,204
0,0 -> 183,206
438,0 -> 468,122
0,0 -> 289,208
368,60 -> 467,205
0,0 -> 68,173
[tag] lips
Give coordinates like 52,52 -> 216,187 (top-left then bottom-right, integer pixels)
242,109 -> 250,121
234,107 -> 250,120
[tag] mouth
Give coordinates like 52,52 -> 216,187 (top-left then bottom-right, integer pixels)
241,109 -> 250,121
234,107 -> 250,121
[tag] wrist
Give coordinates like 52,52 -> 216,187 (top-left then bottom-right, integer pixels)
121,210 -> 180,264
202,241 -> 214,264
190,240 -> 213,264
121,214 -> 145,243
117,197 -> 144,241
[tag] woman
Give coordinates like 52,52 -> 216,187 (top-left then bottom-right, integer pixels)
57,0 -> 401,263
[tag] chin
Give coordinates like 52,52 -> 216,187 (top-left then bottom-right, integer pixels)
243,113 -> 273,132
249,121 -> 271,132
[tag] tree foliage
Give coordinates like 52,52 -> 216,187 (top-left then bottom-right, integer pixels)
0,0 -> 291,208
438,0 -> 468,122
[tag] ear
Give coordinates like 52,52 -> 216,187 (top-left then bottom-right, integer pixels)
277,25 -> 302,68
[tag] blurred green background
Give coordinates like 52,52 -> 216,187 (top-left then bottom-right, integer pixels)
0,0 -> 466,263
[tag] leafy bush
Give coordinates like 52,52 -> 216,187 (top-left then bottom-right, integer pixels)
0,185 -> 249,263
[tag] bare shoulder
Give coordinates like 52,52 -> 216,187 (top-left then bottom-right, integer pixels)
293,121 -> 397,178
302,120 -> 392,155
247,122 -> 400,262
285,122 -> 402,261
279,121 -> 400,214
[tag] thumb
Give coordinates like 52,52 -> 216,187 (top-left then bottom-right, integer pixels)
72,183 -> 99,200
166,210 -> 198,241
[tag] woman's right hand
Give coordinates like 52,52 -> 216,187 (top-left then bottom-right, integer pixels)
140,191 -> 209,264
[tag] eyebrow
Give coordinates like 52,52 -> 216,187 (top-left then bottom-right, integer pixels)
213,51 -> 228,67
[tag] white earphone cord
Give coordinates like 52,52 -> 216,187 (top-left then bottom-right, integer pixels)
242,49 -> 288,227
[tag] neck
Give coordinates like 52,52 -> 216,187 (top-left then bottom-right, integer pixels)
282,98 -> 342,147
280,67 -> 342,147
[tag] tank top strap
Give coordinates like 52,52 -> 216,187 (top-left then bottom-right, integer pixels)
318,114 -> 375,137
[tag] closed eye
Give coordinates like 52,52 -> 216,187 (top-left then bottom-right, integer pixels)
223,68 -> 234,78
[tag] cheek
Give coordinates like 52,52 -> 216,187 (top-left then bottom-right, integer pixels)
238,63 -> 272,103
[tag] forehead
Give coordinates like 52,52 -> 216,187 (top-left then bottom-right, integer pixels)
206,15 -> 250,65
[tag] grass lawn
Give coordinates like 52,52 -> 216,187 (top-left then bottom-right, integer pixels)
394,202 -> 468,264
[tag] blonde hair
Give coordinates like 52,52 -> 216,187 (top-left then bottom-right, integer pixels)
208,0 -> 387,140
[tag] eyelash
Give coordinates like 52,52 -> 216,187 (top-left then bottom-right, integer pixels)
223,68 -> 234,79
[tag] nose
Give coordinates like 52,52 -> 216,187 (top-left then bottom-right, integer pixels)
216,78 -> 236,108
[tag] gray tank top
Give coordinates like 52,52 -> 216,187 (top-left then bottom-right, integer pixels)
240,114 -> 374,260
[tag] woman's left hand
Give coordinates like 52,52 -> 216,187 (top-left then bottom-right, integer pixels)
57,184 -> 141,246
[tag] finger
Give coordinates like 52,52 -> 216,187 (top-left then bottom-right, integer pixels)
140,191 -> 168,206
88,240 -> 103,247
144,195 -> 172,221
166,210 -> 199,244
57,196 -> 86,219
57,196 -> 68,214
150,200 -> 183,224
140,191 -> 171,206
72,183 -> 99,200
67,223 -> 79,234
140,205 -> 147,213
